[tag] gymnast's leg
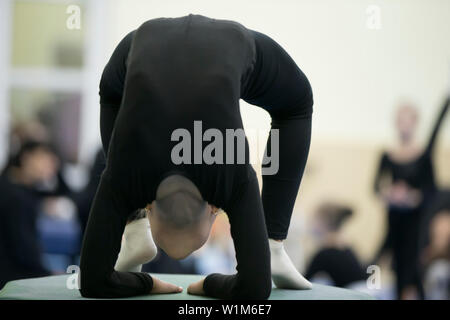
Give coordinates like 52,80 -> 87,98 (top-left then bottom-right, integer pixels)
242,29 -> 314,289
263,112 -> 313,290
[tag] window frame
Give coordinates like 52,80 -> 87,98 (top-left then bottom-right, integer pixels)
0,0 -> 108,168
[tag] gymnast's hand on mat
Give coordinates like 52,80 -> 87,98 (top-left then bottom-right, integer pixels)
150,277 -> 183,294
187,278 -> 205,296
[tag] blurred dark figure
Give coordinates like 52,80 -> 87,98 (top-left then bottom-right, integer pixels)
9,121 -> 72,197
8,122 -> 81,269
0,141 -> 59,288
418,190 -> 450,299
306,202 -> 367,288
373,97 -> 449,299
72,148 -> 106,235
142,249 -> 197,275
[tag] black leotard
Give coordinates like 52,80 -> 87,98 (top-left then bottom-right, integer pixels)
374,98 -> 449,196
80,14 -> 313,299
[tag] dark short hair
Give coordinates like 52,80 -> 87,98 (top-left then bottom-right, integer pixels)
154,175 -> 207,228
317,202 -> 353,231
9,140 -> 55,168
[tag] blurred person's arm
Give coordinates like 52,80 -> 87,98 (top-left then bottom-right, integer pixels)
373,153 -> 392,200
99,31 -> 135,157
424,96 -> 449,155
371,154 -> 397,262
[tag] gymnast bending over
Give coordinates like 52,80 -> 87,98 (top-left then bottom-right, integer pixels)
80,14 -> 313,299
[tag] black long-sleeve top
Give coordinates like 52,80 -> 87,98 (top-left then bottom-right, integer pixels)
80,14 -> 313,299
374,97 -> 449,196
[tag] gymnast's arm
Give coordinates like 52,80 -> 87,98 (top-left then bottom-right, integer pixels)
80,31 -> 155,298
241,30 -> 313,240
203,176 -> 272,299
424,96 -> 450,155
99,31 -> 135,157
79,171 -> 153,298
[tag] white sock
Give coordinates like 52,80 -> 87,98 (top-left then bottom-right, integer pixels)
269,239 -> 312,290
114,217 -> 157,272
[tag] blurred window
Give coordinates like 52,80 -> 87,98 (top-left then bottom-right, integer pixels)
1,0 -> 97,165
11,0 -> 85,68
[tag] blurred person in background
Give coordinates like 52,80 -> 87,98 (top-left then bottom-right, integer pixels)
4,121 -> 82,274
0,141 -> 58,288
72,148 -> 106,235
9,121 -> 72,198
419,190 -> 450,300
305,202 -> 368,288
422,210 -> 450,299
373,97 -> 449,299
192,213 -> 236,275
9,121 -> 50,156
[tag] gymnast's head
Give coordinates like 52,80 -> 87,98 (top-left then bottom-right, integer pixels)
148,174 -> 218,260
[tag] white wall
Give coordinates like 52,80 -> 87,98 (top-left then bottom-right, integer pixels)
2,1 -> 449,168
102,0 -> 450,148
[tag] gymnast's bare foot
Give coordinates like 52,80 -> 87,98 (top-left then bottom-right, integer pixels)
269,239 -> 312,290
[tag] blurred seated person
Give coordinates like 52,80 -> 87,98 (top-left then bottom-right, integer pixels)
306,202 -> 367,288
0,141 -> 58,288
9,121 -> 72,198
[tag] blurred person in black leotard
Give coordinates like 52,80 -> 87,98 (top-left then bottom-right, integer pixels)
373,97 -> 449,299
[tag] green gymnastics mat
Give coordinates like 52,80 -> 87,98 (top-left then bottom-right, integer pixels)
0,273 -> 374,300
